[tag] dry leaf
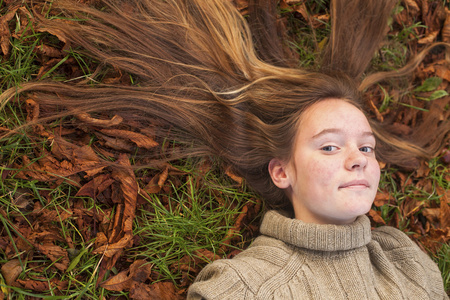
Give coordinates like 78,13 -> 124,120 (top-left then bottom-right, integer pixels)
422,208 -> 440,224
435,65 -> 450,82
418,30 -> 439,44
17,278 -> 68,292
194,249 -> 221,262
144,174 -> 162,194
1,259 -> 22,286
95,232 -> 108,249
0,6 -> 19,56
37,19 -> 74,44
96,132 -> 135,152
100,260 -> 152,291
76,174 -> 114,199
36,57 -> 73,79
11,188 -> 34,211
34,44 -> 62,57
158,165 -> 169,187
35,244 -> 70,272
76,113 -> 123,127
403,0 -> 420,14
368,209 -> 386,225
225,166 -> 242,184
442,8 -> 450,43
100,129 -> 159,149
415,160 -> 430,177
100,269 -> 130,291
438,188 -> 450,228
93,154 -> 137,269
129,281 -> 181,300
374,191 -> 391,207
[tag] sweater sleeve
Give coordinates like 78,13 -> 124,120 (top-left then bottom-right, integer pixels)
187,260 -> 254,300
373,226 -> 449,299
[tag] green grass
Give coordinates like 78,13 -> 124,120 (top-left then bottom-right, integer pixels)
433,243 -> 450,292
371,4 -> 426,72
281,3 -> 331,68
131,166 -> 258,284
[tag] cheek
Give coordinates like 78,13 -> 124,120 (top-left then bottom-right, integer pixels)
305,159 -> 338,185
368,159 -> 381,182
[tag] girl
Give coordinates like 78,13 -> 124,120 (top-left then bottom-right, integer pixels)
1,0 -> 448,298
188,98 -> 447,299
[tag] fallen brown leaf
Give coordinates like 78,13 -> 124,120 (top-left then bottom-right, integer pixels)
35,244 -> 69,272
1,259 -> 22,286
36,57 -> 75,79
422,208 -> 440,225
225,166 -> 243,184
76,174 -> 115,199
96,132 -> 135,152
36,19 -> 74,44
100,260 -> 152,291
368,209 -> 386,225
93,154 -> 138,269
403,0 -> 420,14
143,164 -> 170,194
418,30 -> 439,44
438,188 -> 450,228
94,232 -> 108,249
17,277 -> 68,292
374,191 -> 391,207
442,8 -> 450,43
100,129 -> 159,149
143,173 -> 163,194
11,188 -> 34,211
415,160 -> 431,177
417,227 -> 450,253
76,113 -> 123,127
0,6 -> 19,56
34,44 -> 62,57
435,64 -> 450,82
129,281 -> 182,300
171,249 -> 222,274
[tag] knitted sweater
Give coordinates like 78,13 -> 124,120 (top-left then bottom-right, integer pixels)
188,210 -> 448,300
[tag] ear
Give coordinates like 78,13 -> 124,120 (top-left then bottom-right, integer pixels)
268,158 -> 291,189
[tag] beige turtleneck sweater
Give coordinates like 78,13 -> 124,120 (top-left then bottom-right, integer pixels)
188,210 -> 448,299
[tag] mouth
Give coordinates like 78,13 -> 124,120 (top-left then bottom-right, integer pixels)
339,180 -> 370,189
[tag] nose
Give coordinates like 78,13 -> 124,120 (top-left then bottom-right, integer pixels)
345,148 -> 368,170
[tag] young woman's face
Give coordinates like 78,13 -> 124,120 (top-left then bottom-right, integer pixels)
269,99 -> 380,224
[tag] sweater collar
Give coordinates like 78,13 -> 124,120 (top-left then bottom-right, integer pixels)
259,210 -> 372,252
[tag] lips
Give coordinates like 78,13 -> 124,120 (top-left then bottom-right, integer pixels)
339,180 -> 370,189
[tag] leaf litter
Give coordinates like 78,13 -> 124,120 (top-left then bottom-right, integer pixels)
0,0 -> 449,298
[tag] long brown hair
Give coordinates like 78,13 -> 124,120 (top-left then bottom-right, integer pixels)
1,0 -> 448,209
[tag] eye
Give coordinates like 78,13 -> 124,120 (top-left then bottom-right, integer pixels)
321,145 -> 338,152
359,146 -> 374,153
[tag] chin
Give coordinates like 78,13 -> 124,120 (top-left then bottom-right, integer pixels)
345,203 -> 372,219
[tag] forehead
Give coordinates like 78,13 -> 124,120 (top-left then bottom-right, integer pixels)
298,99 -> 372,138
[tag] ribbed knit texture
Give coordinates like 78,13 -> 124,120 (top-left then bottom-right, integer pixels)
188,210 -> 448,300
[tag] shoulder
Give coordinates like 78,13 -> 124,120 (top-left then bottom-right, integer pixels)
187,259 -> 252,300
371,225 -> 432,262
371,225 -> 416,249
371,225 -> 447,298
187,235 -> 295,300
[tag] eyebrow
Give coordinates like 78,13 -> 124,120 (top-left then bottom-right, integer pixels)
311,128 -> 375,139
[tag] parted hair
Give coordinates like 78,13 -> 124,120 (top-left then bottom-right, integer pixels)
1,0 -> 448,209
